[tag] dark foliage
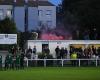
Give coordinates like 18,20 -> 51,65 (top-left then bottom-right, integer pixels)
62,0 -> 100,39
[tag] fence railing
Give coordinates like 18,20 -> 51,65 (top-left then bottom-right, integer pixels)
24,59 -> 100,67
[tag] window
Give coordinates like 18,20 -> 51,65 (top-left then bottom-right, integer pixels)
38,10 -> 43,17
46,10 -> 52,18
47,21 -> 52,27
0,9 -> 4,20
6,9 -> 12,18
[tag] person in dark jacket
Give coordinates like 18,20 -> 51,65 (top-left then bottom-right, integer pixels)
55,46 -> 60,59
26,46 -> 32,59
92,46 -> 96,55
20,52 -> 25,69
64,48 -> 68,58
43,46 -> 50,57
33,46 -> 37,55
60,47 -> 65,59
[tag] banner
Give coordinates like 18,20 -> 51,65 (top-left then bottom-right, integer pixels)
0,34 -> 17,44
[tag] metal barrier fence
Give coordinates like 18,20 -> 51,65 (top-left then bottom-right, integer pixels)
24,59 -> 100,67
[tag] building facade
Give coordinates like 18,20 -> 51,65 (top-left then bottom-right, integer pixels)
0,0 -> 56,31
38,0 -> 56,29
26,40 -> 100,58
0,1 -> 13,20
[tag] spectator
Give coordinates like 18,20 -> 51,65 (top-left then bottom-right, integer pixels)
97,47 -> 100,58
60,47 -> 65,59
11,46 -> 17,56
43,46 -> 50,57
33,46 -> 37,55
55,46 -> 60,59
92,46 -> 96,55
77,47 -> 83,59
20,52 -> 25,69
70,46 -> 74,56
64,48 -> 68,58
71,51 -> 77,66
26,46 -> 32,59
32,46 -> 37,59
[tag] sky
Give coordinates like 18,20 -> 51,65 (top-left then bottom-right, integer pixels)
49,0 -> 62,5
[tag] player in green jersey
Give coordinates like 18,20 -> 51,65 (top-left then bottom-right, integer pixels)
0,55 -> 2,70
15,55 -> 20,69
5,55 -> 9,70
8,54 -> 13,69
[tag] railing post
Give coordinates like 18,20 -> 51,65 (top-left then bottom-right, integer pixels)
96,59 -> 98,67
61,59 -> 64,67
44,59 -> 46,67
79,59 -> 80,67
26,59 -> 28,67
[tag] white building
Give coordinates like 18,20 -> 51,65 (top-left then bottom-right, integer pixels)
26,40 -> 100,58
0,0 -> 56,31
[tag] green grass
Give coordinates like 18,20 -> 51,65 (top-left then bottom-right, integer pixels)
0,67 -> 100,80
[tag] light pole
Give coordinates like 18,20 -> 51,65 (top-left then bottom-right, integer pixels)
24,0 -> 29,42
25,0 -> 28,32
13,0 -> 16,21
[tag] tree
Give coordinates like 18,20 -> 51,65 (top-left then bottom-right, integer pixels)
62,0 -> 100,39
0,17 -> 17,34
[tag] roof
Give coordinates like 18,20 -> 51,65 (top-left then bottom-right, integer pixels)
0,0 -> 55,6
28,1 -> 38,7
0,0 -> 25,6
38,1 -> 55,6
14,0 -> 25,6
0,0 -> 13,5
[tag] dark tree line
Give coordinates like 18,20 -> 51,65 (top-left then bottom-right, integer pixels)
0,18 -> 17,34
61,0 -> 100,40
0,18 -> 36,48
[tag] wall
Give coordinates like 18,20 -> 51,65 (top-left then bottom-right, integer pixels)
38,6 -> 56,29
28,41 -> 42,53
14,7 -> 25,31
27,40 -> 100,58
28,7 -> 38,31
0,5 -> 13,19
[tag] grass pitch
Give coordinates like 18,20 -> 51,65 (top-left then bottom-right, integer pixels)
0,67 -> 100,80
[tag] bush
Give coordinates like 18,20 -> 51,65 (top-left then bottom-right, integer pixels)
0,44 -> 17,51
38,53 -> 45,59
37,53 -> 54,66
46,54 -> 53,66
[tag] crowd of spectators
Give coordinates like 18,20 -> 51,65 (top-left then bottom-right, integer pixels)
26,45 -> 100,59
0,45 -> 100,69
70,46 -> 100,59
